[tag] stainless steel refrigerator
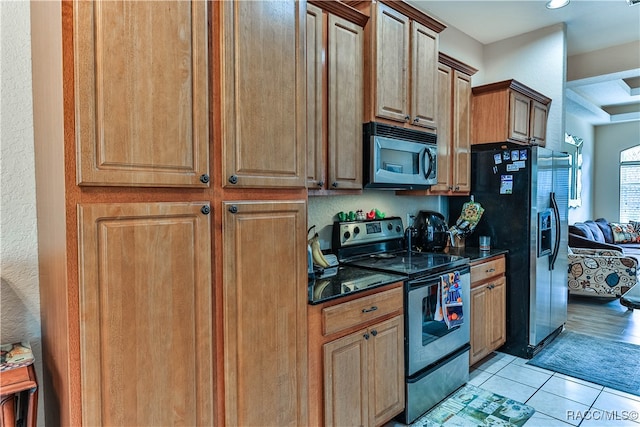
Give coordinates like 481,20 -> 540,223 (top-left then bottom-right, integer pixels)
449,143 -> 570,358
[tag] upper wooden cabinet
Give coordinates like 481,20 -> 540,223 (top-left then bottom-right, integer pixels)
220,1 -> 306,188
472,80 -> 551,147
307,1 -> 367,192
77,202 -> 213,425
429,54 -> 477,195
355,1 -> 445,131
74,1 -> 209,187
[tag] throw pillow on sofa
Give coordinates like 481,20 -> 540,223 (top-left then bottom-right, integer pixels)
584,220 -> 606,243
570,223 -> 595,240
609,222 -> 640,243
595,218 -> 615,244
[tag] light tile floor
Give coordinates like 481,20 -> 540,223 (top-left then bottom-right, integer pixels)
470,351 -> 640,426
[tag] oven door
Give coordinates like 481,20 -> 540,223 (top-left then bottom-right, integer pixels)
406,267 -> 470,376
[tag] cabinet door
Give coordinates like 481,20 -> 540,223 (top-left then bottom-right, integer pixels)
488,277 -> 507,350
369,316 -> 405,427
74,1 -> 209,187
307,3 -> 325,189
221,1 -> 306,188
430,63 -> 452,193
470,285 -> 489,365
410,21 -> 438,130
328,15 -> 364,190
509,91 -> 531,144
77,202 -> 213,425
530,101 -> 548,147
324,330 -> 369,427
374,3 -> 410,123
223,201 -> 308,426
452,70 -> 472,193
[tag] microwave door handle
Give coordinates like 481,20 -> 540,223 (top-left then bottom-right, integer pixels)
423,149 -> 434,179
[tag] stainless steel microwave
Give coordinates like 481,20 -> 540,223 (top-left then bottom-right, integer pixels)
363,122 -> 438,189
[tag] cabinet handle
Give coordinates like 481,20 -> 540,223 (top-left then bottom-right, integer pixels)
363,333 -> 370,340
413,117 -> 420,123
454,186 -> 460,191
228,205 -> 238,214
487,284 -> 495,290
405,115 -> 411,121
486,268 -> 495,273
317,181 -> 324,187
200,205 -> 211,215
371,329 -> 378,337
228,175 -> 238,184
331,182 -> 338,188
200,174 -> 210,184
448,186 -> 453,190
362,306 -> 378,313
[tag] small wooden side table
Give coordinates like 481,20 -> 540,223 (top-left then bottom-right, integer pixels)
0,364 -> 38,427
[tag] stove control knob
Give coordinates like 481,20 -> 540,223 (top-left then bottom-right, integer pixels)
396,225 -> 402,233
387,223 -> 393,230
353,226 -> 360,235
343,231 -> 351,240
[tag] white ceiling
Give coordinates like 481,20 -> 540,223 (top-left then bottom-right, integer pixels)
407,0 -> 640,125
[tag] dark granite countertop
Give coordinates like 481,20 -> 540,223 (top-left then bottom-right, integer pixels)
446,247 -> 509,262
308,266 -> 406,305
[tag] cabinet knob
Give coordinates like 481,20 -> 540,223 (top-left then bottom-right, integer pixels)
200,174 -> 210,184
371,329 -> 378,337
363,333 -> 370,340
404,115 -> 410,121
228,175 -> 238,184
331,182 -> 338,188
454,186 -> 460,191
449,186 -> 453,190
200,205 -> 211,215
228,205 -> 238,214
317,181 -> 324,187
413,117 -> 420,123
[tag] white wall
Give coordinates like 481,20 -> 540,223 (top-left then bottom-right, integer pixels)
0,1 -> 45,425
565,112 -> 594,223
594,121 -> 640,221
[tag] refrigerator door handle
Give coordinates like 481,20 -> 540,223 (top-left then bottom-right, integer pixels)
549,191 -> 561,271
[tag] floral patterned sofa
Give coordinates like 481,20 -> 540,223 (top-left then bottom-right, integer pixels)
567,247 -> 638,297
569,218 -> 640,262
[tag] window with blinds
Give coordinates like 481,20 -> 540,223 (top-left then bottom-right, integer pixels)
620,145 -> 640,222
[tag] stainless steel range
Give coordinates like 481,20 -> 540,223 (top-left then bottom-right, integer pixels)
333,217 -> 471,424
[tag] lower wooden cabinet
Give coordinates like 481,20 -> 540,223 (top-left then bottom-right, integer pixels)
222,200 -> 308,426
470,255 -> 507,366
309,284 -> 404,427
324,315 -> 404,427
77,202 -> 214,425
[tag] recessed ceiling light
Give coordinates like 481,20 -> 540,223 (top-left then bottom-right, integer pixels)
546,0 -> 570,9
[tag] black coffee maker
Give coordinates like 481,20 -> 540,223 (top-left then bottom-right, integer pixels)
412,210 -> 449,252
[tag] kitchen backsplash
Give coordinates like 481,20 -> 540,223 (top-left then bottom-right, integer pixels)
308,192 -> 447,251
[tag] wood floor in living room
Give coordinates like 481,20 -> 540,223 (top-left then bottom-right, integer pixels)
566,294 -> 640,345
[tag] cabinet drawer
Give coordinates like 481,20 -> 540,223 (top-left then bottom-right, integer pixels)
322,287 -> 403,336
471,256 -> 505,286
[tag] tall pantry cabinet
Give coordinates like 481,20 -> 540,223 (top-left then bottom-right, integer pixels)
31,1 -> 307,426
217,1 -> 308,426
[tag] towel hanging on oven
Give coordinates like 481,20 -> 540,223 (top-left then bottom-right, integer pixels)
439,271 -> 464,329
